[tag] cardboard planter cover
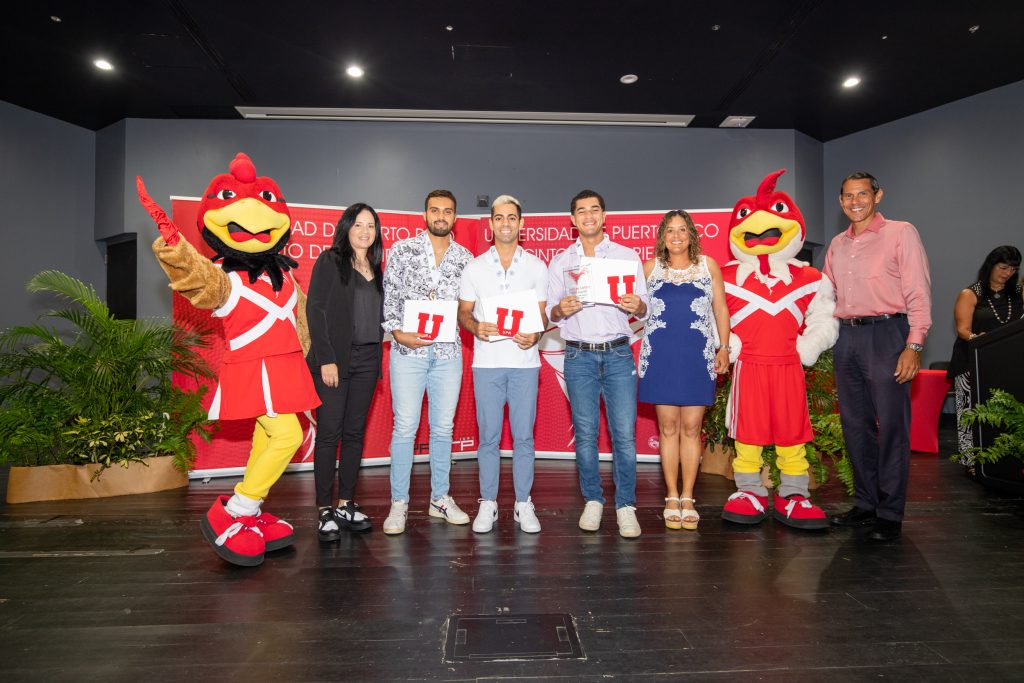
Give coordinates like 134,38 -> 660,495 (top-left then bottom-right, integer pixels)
6,455 -> 188,504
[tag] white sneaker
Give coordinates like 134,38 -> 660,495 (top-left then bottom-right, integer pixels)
578,500 -> 603,531
616,505 -> 642,538
472,500 -> 498,533
429,495 -> 470,525
383,500 -> 408,535
514,498 -> 541,533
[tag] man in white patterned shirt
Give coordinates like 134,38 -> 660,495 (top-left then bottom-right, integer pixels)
381,189 -> 473,534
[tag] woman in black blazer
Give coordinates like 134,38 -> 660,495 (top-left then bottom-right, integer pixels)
306,203 -> 384,540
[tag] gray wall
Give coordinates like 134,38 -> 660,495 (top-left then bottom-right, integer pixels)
0,101 -> 101,332
110,119 -> 811,319
823,79 -> 1024,368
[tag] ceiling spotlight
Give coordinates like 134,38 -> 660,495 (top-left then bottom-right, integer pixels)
445,25 -> 454,31
94,58 -> 114,71
345,65 -> 364,78
881,34 -> 888,40
711,24 -> 721,31
619,74 -> 639,85
719,115 -> 754,128
50,15 -> 62,23
968,24 -> 980,34
842,76 -> 861,88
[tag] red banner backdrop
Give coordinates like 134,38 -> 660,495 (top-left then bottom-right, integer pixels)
167,198 -> 731,477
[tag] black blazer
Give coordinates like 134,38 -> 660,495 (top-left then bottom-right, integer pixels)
305,250 -> 384,379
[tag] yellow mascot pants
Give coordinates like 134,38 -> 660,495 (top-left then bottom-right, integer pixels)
733,442 -> 809,477
234,413 -> 303,501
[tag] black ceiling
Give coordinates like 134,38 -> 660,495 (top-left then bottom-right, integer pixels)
4,1 -> 1024,141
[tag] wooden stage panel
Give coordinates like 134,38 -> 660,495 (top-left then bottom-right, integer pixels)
2,419 -> 1024,681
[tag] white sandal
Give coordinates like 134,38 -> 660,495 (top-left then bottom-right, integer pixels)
680,497 -> 700,531
663,497 -> 682,530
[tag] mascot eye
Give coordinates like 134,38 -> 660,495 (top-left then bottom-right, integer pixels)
735,207 -> 751,220
217,189 -> 236,200
260,190 -> 278,202
772,201 -> 789,213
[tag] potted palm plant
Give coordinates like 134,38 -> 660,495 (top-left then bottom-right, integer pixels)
0,270 -> 214,503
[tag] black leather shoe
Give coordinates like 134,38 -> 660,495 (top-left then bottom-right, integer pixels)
829,506 -> 876,527
868,518 -> 902,541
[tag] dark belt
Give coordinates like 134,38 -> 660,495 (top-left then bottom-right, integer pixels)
839,312 -> 906,326
565,336 -> 630,352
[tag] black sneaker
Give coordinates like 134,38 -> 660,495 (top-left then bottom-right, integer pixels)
334,501 -> 372,533
317,507 -> 341,542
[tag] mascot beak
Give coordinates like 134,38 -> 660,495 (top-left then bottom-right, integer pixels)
729,210 -> 801,256
203,198 -> 291,253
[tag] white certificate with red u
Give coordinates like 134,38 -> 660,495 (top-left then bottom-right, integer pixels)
579,257 -> 641,305
480,289 -> 544,340
402,300 -> 459,342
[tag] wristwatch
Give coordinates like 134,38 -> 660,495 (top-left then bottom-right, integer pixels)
906,343 -> 924,353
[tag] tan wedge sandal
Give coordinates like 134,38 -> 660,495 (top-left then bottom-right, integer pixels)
680,497 -> 700,531
663,497 -> 683,530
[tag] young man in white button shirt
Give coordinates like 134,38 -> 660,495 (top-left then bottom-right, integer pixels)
458,195 -> 548,533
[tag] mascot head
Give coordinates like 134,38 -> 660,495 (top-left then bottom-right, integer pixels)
198,153 -> 296,290
727,169 -> 805,276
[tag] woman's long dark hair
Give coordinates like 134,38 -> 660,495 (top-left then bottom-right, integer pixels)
329,203 -> 383,292
976,245 -> 1021,294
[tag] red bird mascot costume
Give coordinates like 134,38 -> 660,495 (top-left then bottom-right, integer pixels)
720,169 -> 838,529
137,153 -> 320,566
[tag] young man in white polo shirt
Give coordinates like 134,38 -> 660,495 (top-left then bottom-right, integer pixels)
458,195 -> 548,533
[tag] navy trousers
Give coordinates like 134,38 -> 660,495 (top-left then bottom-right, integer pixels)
833,316 -> 912,522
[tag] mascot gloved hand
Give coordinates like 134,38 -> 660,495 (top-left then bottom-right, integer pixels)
720,169 -> 838,530
138,153 -> 320,566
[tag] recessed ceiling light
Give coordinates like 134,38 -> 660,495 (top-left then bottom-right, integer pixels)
968,24 -> 980,34
881,34 -> 888,40
619,74 -> 638,85
50,15 -> 61,23
842,76 -> 861,88
445,25 -> 454,31
719,115 -> 754,128
94,58 -> 114,71
711,24 -> 721,31
346,65 -> 364,78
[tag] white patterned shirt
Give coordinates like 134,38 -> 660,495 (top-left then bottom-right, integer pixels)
382,230 -> 473,358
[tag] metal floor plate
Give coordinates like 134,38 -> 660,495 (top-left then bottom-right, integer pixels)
443,613 -> 584,662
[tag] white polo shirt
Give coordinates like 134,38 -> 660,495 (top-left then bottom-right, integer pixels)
459,246 -> 548,369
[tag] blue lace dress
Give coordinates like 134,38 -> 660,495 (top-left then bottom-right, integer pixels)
638,257 -> 717,406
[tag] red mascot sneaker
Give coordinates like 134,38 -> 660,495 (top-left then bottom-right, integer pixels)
255,510 -> 296,551
722,491 -> 768,524
772,493 -> 829,530
199,496 -> 266,566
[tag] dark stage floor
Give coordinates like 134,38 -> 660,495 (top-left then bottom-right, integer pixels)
2,418 -> 1024,682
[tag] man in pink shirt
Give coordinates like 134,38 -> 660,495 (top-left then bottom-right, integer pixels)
823,172 -> 931,541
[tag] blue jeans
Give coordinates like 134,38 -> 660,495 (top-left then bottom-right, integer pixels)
389,346 -> 463,502
473,367 -> 539,502
563,342 -> 638,508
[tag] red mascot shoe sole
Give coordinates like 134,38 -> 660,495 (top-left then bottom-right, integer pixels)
199,496 -> 266,567
772,494 -> 829,530
256,510 -> 296,551
722,491 -> 768,524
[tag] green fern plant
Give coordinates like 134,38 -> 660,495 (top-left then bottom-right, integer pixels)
956,389 -> 1024,465
0,270 -> 215,474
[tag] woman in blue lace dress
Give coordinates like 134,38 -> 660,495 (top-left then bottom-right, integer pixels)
638,210 -> 731,530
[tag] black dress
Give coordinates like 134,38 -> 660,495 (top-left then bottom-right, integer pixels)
947,281 -> 1023,461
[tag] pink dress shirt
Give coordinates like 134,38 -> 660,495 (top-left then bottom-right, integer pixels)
823,212 -> 932,345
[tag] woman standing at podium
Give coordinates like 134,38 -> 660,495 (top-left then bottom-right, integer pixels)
947,245 -> 1023,464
